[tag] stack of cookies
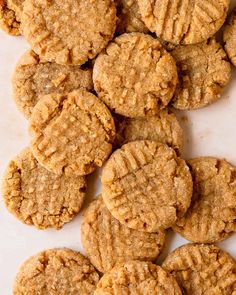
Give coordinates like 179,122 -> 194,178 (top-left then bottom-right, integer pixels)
0,0 -> 236,294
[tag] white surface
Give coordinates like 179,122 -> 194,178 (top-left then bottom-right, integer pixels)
1,6 -> 236,293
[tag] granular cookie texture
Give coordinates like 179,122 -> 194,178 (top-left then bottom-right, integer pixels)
171,38 -> 231,110
0,0 -> 23,35
102,140 -> 192,232
21,0 -> 117,65
2,148 -> 86,229
29,89 -> 116,176
95,260 -> 182,295
13,248 -> 99,295
224,8 -> 236,67
13,50 -> 93,118
93,33 -> 178,118
173,157 -> 236,243
115,109 -> 183,151
138,0 -> 229,45
81,196 -> 166,273
163,244 -> 236,295
115,0 -> 149,34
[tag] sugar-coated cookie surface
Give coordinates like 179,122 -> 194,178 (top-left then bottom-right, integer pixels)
224,8 -> 236,67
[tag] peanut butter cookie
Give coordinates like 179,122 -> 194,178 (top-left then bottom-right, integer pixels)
13,50 -> 93,118
13,248 -> 99,295
171,39 -> 231,110
173,157 -> 236,243
224,8 -> 236,67
21,0 -> 117,65
81,196 -> 166,273
138,0 -> 229,45
115,109 -> 183,151
95,261 -> 182,295
163,244 -> 236,295
93,33 -> 178,117
29,89 -> 115,176
2,148 -> 86,229
101,140 -> 192,232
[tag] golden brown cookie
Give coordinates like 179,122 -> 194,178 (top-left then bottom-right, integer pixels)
95,260 -> 182,295
115,0 -> 149,34
93,33 -> 178,117
173,157 -> 236,243
81,196 -> 166,273
29,89 -> 115,176
115,109 -> 183,151
13,248 -> 99,295
101,140 -> 192,232
163,244 -> 236,295
13,50 -> 93,119
138,0 -> 229,45
0,0 -> 23,35
171,39 -> 231,110
224,8 -> 236,67
2,148 -> 86,229
21,0 -> 117,65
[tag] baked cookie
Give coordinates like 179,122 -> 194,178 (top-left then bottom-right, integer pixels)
173,157 -> 236,243
101,140 -> 192,232
94,261 -> 182,294
115,109 -> 183,151
0,0 -> 23,35
81,196 -> 166,273
93,33 -> 178,117
115,0 -> 149,34
2,148 -> 86,229
13,50 -> 93,118
163,244 -> 236,295
224,8 -> 236,67
21,0 -> 117,65
171,39 -> 231,110
138,0 -> 229,45
29,89 -> 115,176
13,248 -> 99,295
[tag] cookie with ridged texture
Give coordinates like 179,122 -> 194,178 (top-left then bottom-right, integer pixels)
21,0 -> 117,65
93,33 -> 178,118
163,244 -> 236,295
95,260 -> 182,295
138,0 -> 229,45
2,148 -> 86,229
224,8 -> 236,67
0,0 -> 23,35
101,140 -> 192,232
13,50 -> 93,118
115,0 -> 149,34
171,38 -> 231,110
81,196 -> 166,273
29,89 -> 115,176
173,157 -> 236,243
13,248 -> 99,295
115,109 -> 183,151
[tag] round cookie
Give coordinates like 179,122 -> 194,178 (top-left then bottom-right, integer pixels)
29,89 -> 116,176
2,148 -> 86,229
13,50 -> 93,118
115,0 -> 149,34
93,33 -> 178,118
224,8 -> 236,67
163,244 -> 236,295
171,38 -> 231,110
115,109 -> 183,151
95,261 -> 182,295
21,0 -> 117,65
81,196 -> 166,273
138,0 -> 229,45
13,248 -> 99,295
173,157 -> 236,243
101,140 -> 192,232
